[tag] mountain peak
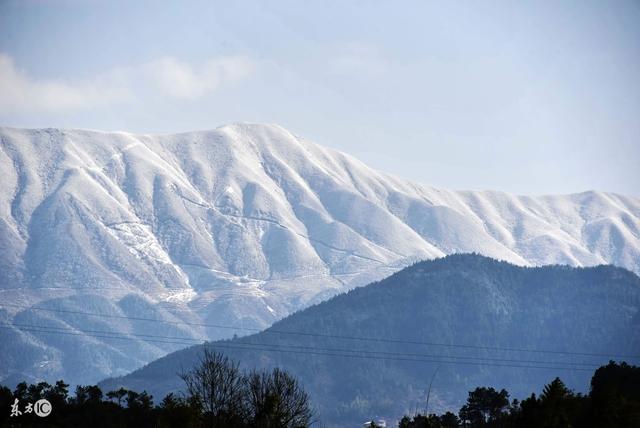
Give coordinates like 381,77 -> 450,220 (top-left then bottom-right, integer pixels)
1,125 -> 639,386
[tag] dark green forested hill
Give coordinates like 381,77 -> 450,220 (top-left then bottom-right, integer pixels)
99,254 -> 640,426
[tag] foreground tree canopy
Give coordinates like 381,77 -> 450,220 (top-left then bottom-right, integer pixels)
398,361 -> 640,428
1,359 -> 638,427
0,350 -> 313,428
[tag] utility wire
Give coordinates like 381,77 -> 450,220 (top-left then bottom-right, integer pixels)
3,303 -> 639,360
0,323 -> 595,372
2,321 -> 603,368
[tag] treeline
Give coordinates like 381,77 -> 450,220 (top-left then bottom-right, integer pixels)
395,361 -> 640,428
3,358 -> 639,427
0,350 -> 313,428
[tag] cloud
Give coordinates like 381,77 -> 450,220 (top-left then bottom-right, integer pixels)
146,56 -> 253,99
0,54 -> 130,113
0,54 -> 254,114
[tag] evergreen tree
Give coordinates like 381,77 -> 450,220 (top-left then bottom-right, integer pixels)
106,387 -> 128,407
589,361 -> 640,428
459,387 -> 509,427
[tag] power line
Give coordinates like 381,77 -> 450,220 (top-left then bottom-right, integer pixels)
0,324 -> 199,347
203,342 -> 596,372
1,303 -> 255,331
241,340 -> 601,368
0,321 -> 563,367
3,302 -> 639,360
7,322 -> 207,343
0,323 -> 596,372
5,321 -> 603,368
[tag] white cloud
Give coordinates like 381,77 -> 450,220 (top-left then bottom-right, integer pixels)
0,54 -> 130,113
146,56 -> 253,99
0,53 -> 254,114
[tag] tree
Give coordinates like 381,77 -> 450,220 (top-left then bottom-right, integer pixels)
12,382 -> 28,402
125,390 -> 155,428
0,385 -> 13,427
180,349 -> 247,427
589,361 -> 640,428
46,380 -> 70,413
459,387 -> 509,427
440,411 -> 461,428
398,412 -> 460,428
158,393 -> 200,428
398,413 -> 432,428
541,378 -> 572,403
0,364 -> 315,428
538,377 -> 578,428
512,393 -> 538,428
26,380 -> 51,402
107,387 -> 129,406
246,367 -> 314,428
399,415 -> 413,428
75,385 -> 104,405
125,390 -> 154,410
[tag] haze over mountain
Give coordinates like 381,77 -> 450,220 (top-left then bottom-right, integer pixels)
1,123 -> 639,385
100,255 -> 640,426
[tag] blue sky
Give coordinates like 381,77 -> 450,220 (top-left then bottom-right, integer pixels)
1,0 -> 638,196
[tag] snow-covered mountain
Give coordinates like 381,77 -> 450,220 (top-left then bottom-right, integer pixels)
1,123 -> 639,385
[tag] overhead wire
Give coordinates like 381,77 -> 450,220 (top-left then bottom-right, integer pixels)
3,302 -> 639,360
0,320 -> 620,372
1,321 -> 604,367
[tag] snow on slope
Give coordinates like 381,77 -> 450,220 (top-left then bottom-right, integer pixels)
0,123 -> 639,384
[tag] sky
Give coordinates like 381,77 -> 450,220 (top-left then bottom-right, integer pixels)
0,0 -> 639,196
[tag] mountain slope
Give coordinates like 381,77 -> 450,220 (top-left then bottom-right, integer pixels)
1,123 -> 639,385
100,254 -> 640,426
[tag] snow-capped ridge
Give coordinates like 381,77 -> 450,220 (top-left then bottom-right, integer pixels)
1,123 -> 639,385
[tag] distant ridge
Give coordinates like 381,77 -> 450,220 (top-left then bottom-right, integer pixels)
100,254 -> 640,427
1,123 -> 639,385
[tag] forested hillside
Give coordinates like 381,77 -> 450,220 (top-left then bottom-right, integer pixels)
101,254 -> 640,426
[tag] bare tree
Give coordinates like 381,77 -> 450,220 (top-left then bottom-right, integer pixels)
246,367 -> 314,428
181,349 -> 314,427
180,349 -> 247,428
